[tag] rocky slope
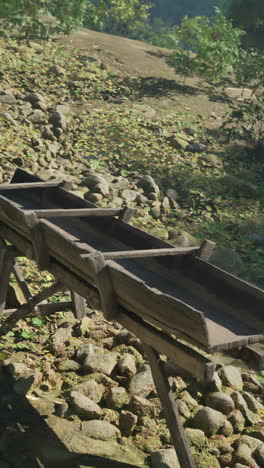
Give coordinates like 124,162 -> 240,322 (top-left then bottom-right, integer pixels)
0,33 -> 264,468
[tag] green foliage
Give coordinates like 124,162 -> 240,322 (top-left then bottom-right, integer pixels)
84,0 -> 151,37
132,17 -> 179,49
234,48 -> 264,94
150,0 -> 230,24
222,93 -> 264,155
170,10 -> 244,82
0,0 -> 88,37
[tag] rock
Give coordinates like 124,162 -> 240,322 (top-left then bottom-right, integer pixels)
176,400 -> 190,419
71,380 -> 104,403
203,153 -> 223,167
5,362 -> 29,379
185,428 -> 207,450
28,109 -> 46,123
151,448 -> 180,468
25,92 -> 45,104
83,353 -> 117,376
236,435 -> 262,452
49,111 -> 67,131
151,205 -> 161,219
211,247 -> 245,274
119,410 -> 138,434
254,444 -> 264,466
0,93 -> 16,104
118,354 -> 137,377
179,391 -> 198,410
28,42 -> 43,52
55,104 -> 72,115
42,125 -> 55,140
193,452 -> 221,467
172,231 -> 200,248
149,226 -> 169,240
220,419 -> 234,436
130,395 -> 160,417
81,420 -> 120,440
129,364 -> 155,397
106,386 -> 129,410
244,423 -> 264,441
85,193 -> 103,203
58,359 -> 81,372
168,136 -> 189,150
206,392 -> 235,415
234,443 -> 254,465
49,65 -> 66,75
209,372 -> 223,392
166,188 -> 179,202
76,343 -> 95,363
0,112 -> 17,124
192,407 -> 226,437
243,392 -> 264,412
231,391 -> 248,413
136,194 -> 148,205
113,176 -> 131,192
228,409 -> 245,433
83,173 -> 109,196
137,175 -> 160,196
121,189 -> 138,202
70,391 -> 102,420
187,142 -> 205,153
219,366 -> 244,390
225,87 -> 252,100
51,326 -> 72,355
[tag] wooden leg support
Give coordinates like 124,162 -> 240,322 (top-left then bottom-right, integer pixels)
0,240 -> 87,321
143,344 -> 195,468
0,246 -> 17,315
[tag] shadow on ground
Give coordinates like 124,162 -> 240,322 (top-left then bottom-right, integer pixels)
0,371 -> 142,468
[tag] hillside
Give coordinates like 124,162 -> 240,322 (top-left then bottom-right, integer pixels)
0,28 -> 263,468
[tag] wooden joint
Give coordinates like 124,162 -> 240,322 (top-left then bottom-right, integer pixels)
25,211 -> 49,270
86,251 -> 118,321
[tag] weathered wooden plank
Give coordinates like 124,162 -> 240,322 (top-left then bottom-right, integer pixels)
108,262 -> 209,347
28,208 -> 124,218
30,281 -> 65,307
118,310 -> 215,382
0,181 -> 62,190
118,207 -> 136,223
144,344 -> 196,468
70,292 -> 86,319
89,246 -> 199,260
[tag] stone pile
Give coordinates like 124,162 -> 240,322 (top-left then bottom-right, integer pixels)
1,312 -> 263,467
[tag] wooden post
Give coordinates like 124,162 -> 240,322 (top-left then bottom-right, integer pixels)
87,252 -> 118,321
144,344 -> 196,468
0,246 -> 16,315
70,292 -> 86,319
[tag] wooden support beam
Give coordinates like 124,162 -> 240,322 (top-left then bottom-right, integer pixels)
0,181 -> 63,190
70,292 -> 86,319
144,344 -> 195,468
0,246 -> 16,315
2,301 -> 73,317
118,207 -> 136,223
26,208 -> 125,218
29,281 -> 65,307
95,246 -> 199,261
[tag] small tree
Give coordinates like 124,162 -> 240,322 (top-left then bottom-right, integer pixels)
234,48 -> 264,95
170,9 -> 245,82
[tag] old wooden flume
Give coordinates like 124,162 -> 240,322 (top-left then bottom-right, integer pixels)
0,169 -> 264,468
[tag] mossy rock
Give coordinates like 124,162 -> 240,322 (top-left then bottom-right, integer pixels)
192,451 -> 221,468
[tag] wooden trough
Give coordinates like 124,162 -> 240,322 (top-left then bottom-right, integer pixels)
0,169 -> 264,468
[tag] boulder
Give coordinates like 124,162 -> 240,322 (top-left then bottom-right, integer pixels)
83,353 -> 118,376
185,428 -> 207,450
106,386 -> 130,410
254,444 -> 264,466
151,448 -> 180,468
119,410 -> 138,434
129,364 -> 155,397
118,354 -> 137,377
70,391 -> 102,420
71,380 -> 104,403
137,175 -> 160,196
206,392 -> 235,415
228,409 -> 245,433
234,444 -> 254,465
192,406 -> 226,437
81,420 -> 120,440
